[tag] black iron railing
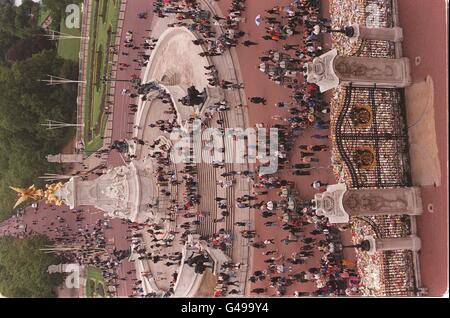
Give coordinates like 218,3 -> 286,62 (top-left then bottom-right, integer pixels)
334,85 -> 411,189
354,0 -> 396,58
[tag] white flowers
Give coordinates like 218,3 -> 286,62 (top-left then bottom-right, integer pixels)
362,264 -> 382,291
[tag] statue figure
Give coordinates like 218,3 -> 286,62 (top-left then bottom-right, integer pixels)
10,185 -> 44,208
137,81 -> 161,95
334,60 -> 395,80
102,182 -> 125,200
10,182 -> 66,208
345,193 -> 408,212
179,86 -> 206,106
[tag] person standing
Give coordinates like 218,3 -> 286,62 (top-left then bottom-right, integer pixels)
281,237 -> 298,245
311,180 -> 328,190
249,97 -> 267,105
242,40 -> 259,47
251,288 -> 267,294
310,134 -> 329,140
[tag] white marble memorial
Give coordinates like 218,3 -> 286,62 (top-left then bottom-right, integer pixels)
55,162 -> 156,222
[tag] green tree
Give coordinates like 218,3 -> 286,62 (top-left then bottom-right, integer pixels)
0,0 -> 39,39
6,32 -> 55,62
0,235 -> 64,297
14,0 -> 40,38
41,0 -> 82,23
0,49 -> 78,220
0,2 -> 16,36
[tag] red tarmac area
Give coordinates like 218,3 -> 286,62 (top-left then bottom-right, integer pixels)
1,0 -> 447,297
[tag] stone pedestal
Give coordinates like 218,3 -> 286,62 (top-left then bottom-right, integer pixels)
55,162 -> 157,222
314,184 -> 423,224
306,49 -> 340,93
366,235 -> 421,255
313,183 -> 349,223
343,186 -> 423,217
198,86 -> 225,116
306,49 -> 412,92
47,153 -> 84,163
351,24 -> 403,42
334,55 -> 412,88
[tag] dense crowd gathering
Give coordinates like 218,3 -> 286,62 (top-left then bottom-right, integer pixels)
147,0 -> 362,297
0,0 -> 368,298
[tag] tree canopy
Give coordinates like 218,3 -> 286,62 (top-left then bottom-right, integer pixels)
0,0 -> 80,298
0,0 -> 42,63
41,0 -> 83,23
0,235 -> 64,297
0,0 -> 40,38
0,49 -> 78,221
0,2 -> 79,221
6,31 -> 55,62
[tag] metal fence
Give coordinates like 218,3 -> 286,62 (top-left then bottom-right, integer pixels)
331,83 -> 417,296
333,85 -> 412,189
354,0 -> 396,58
382,250 -> 417,296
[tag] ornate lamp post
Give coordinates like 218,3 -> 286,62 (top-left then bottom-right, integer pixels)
324,26 -> 356,37
341,239 -> 372,252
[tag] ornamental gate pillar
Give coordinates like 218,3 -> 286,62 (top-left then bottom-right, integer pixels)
306,49 -> 411,92
364,235 -> 422,254
313,183 -> 423,223
350,24 -> 404,42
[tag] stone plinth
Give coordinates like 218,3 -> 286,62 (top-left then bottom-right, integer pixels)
334,55 -> 412,88
306,49 -> 340,93
343,187 -> 423,217
314,183 -> 349,223
306,48 -> 412,92
314,184 -> 423,224
351,24 -> 403,42
365,235 -> 422,255
198,86 -> 225,116
47,153 -> 84,163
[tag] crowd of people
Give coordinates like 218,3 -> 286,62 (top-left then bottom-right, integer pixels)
0,0 -> 368,298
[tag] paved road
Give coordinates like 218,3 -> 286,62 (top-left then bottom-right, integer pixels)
101,0 -> 339,296
203,0 -> 338,296
107,0 -> 154,169
397,0 -> 448,296
103,0 -> 157,297
3,0 -> 446,298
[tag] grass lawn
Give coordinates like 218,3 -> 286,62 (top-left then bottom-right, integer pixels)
37,4 -> 81,62
57,16 -> 82,62
85,267 -> 107,298
84,0 -> 121,153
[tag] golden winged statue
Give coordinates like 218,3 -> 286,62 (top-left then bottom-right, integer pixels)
44,182 -> 65,206
10,182 -> 66,208
10,185 -> 44,209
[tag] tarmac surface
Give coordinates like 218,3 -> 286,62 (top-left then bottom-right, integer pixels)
1,0 -> 447,297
